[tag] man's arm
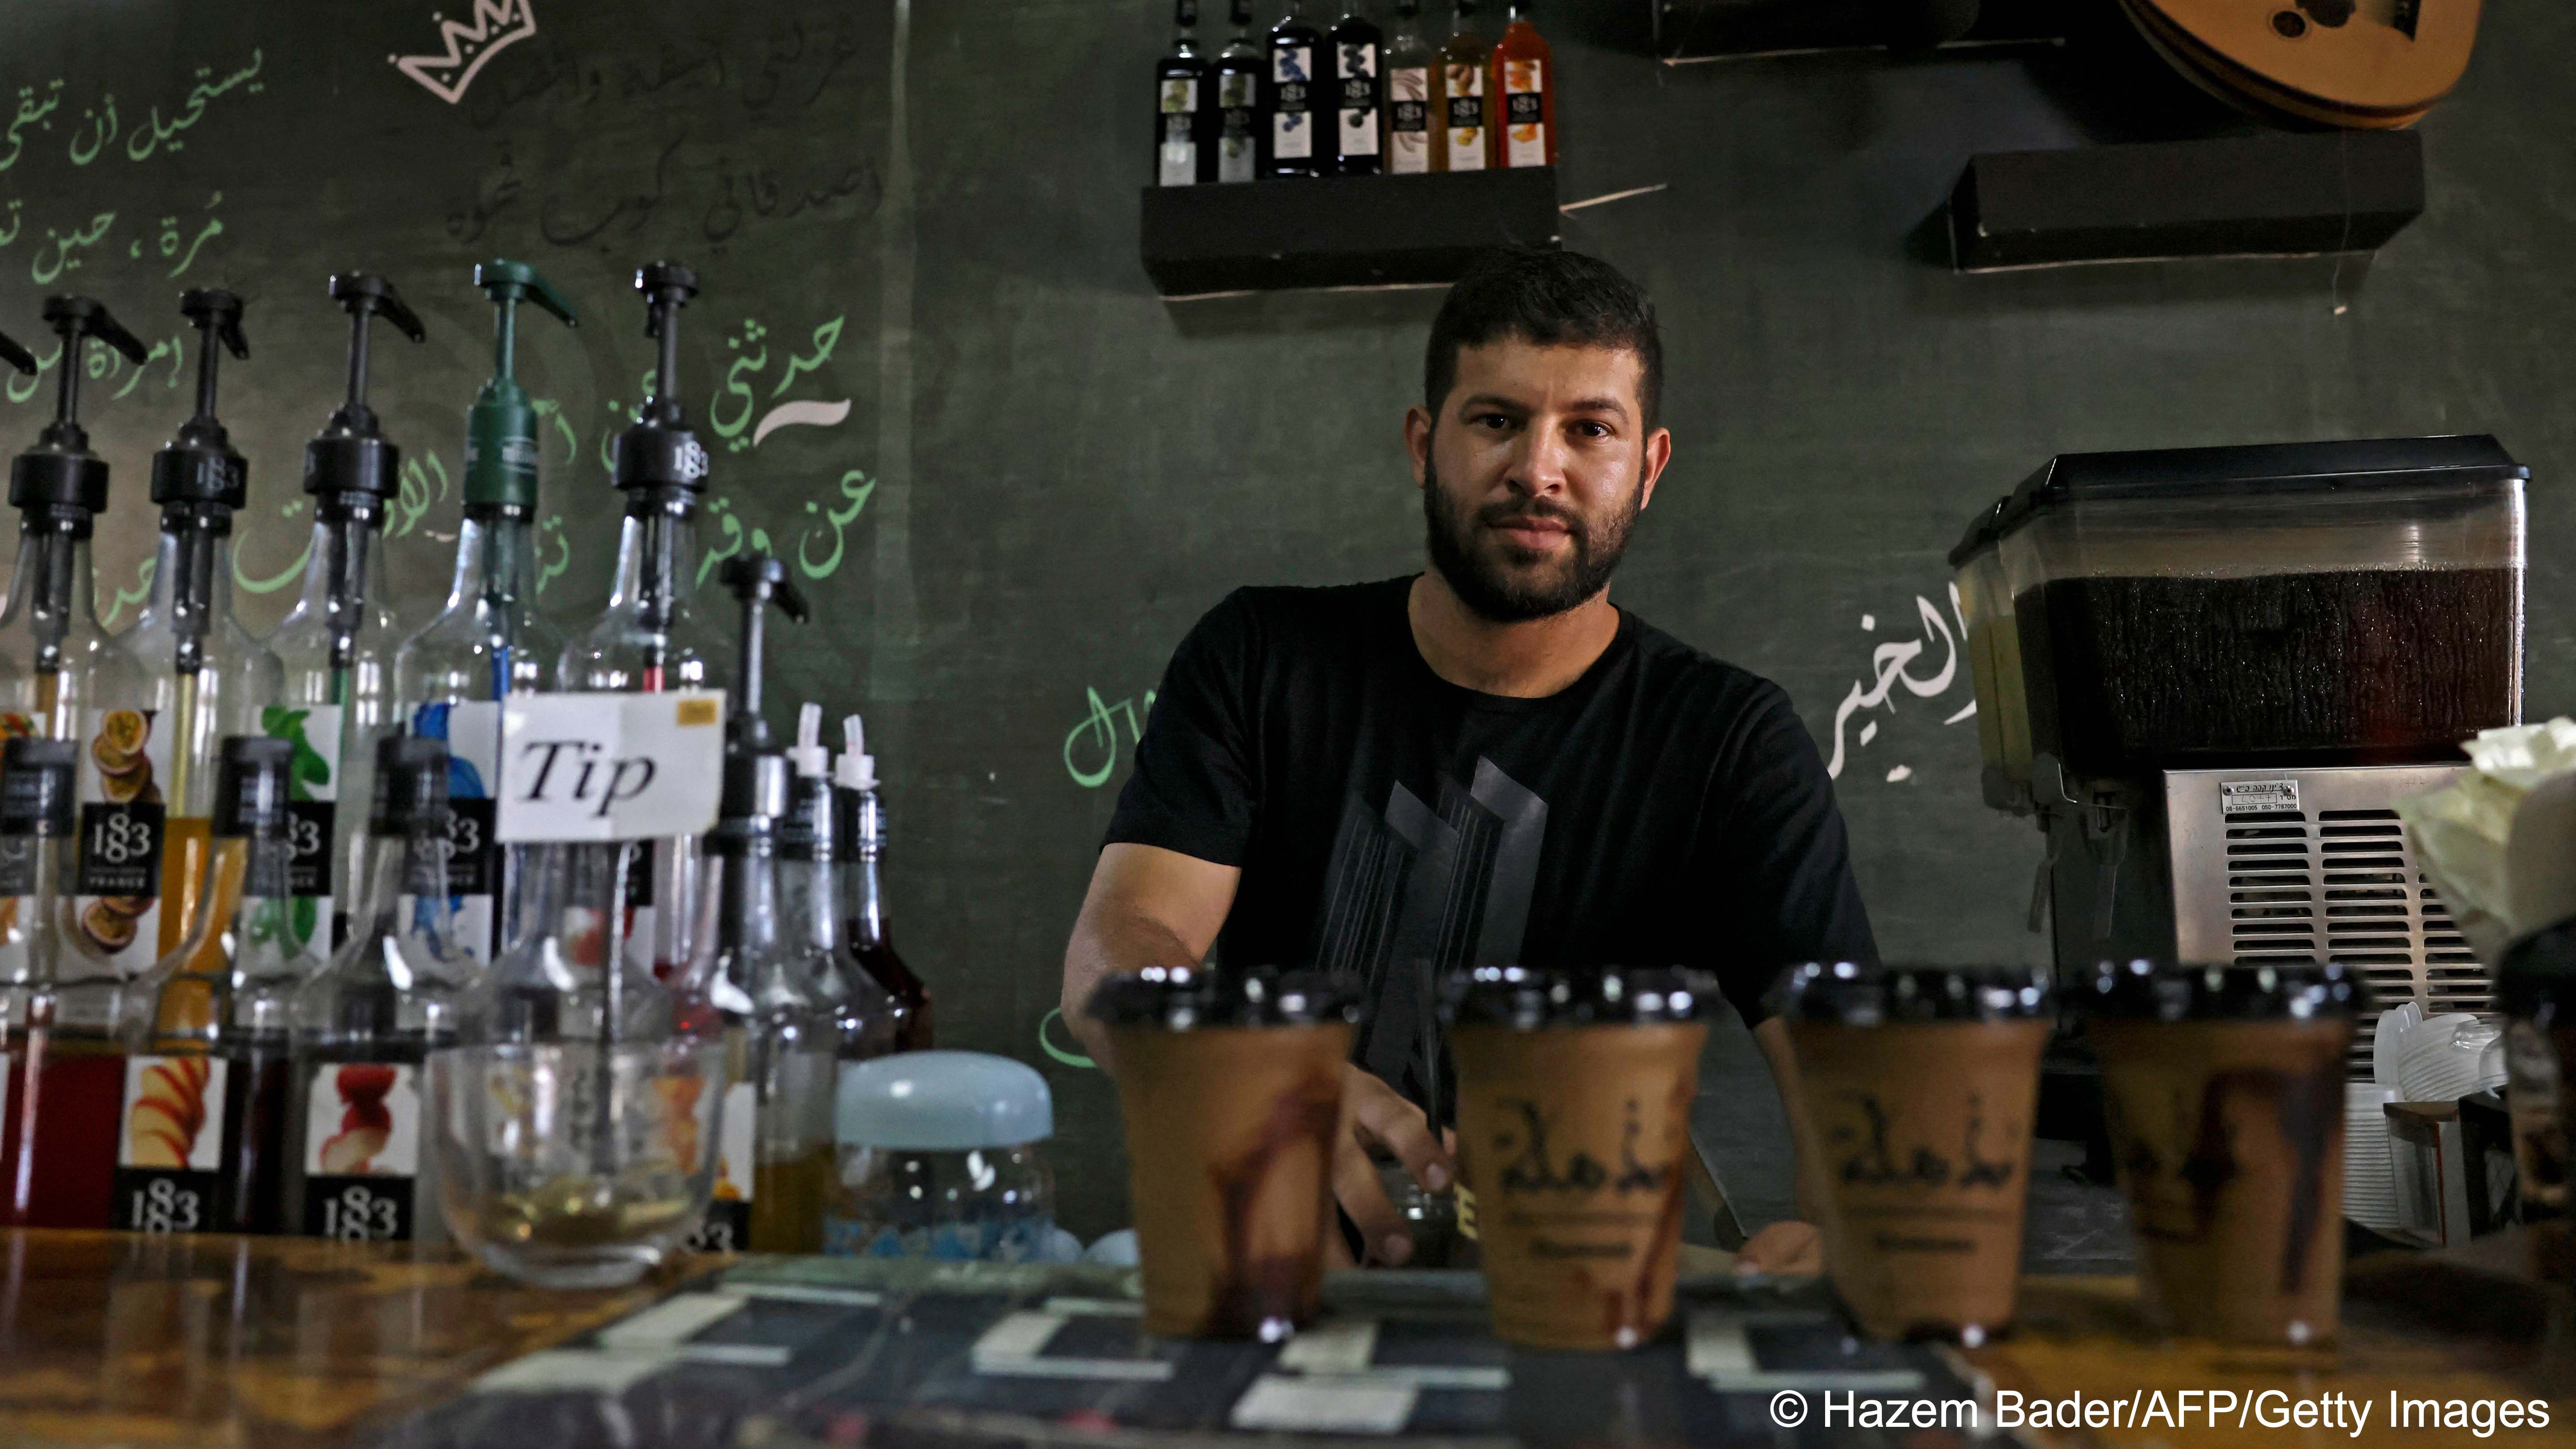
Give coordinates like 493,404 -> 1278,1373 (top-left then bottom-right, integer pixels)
1737,1016 -> 1825,1275
1059,842 -> 1455,1266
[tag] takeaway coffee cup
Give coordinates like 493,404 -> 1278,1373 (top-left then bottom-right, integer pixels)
1089,966 -> 1358,1340
2086,960 -> 2367,1345
1774,962 -> 2053,1343
1445,966 -> 1712,1351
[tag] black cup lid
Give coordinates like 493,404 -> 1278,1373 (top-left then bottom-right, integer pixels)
2499,920 -> 2576,1016
1086,965 -> 1361,1030
1441,966 -> 1716,1029
1770,962 -> 2053,1024
2082,959 -> 2370,1021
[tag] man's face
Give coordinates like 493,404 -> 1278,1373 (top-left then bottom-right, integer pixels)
1406,338 -> 1672,623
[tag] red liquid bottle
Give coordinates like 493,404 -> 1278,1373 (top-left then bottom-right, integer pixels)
0,737 -> 133,1228
836,718 -> 931,1052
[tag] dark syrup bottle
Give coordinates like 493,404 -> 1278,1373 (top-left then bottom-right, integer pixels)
836,716 -> 930,1051
1154,0 -> 1213,185
1213,0 -> 1264,183
1327,4 -> 1384,175
1261,0 -> 1326,177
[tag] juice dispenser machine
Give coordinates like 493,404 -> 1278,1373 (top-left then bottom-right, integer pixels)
1954,436 -> 2528,1088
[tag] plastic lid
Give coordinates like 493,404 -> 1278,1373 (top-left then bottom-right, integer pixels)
369,734 -> 450,836
2498,920 -> 2576,1016
836,713 -> 876,792
1087,964 -> 1362,1030
1945,495 -> 2011,568
787,703 -> 830,779
1771,961 -> 2053,1024
835,1050 -> 1053,1150
0,736 -> 78,838
1999,435 -> 2525,527
1442,965 -> 1716,1029
2081,959 -> 2370,1021
213,735 -> 295,837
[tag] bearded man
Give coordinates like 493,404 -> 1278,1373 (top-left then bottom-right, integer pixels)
1059,247 -> 1874,1276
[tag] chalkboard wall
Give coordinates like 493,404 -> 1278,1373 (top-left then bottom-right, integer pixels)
2,0 -> 2569,1236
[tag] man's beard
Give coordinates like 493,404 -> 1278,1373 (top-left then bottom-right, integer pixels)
1422,455 -> 1641,623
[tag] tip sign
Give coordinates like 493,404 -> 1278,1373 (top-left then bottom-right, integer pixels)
495,691 -> 727,843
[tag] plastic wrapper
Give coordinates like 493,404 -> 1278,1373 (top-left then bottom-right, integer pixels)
2396,718 -> 2576,962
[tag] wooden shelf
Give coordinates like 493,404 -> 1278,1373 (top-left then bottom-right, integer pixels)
1140,168 -> 1561,297
1947,130 -> 2425,272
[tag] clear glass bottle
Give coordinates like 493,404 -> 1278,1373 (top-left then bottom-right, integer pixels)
0,736 -> 130,1228
558,263 -> 732,987
461,840 -> 672,1048
285,736 -> 464,1241
1491,0 -> 1555,168
393,262 -> 578,969
837,716 -> 932,1052
265,275 -> 427,962
117,735 -> 318,1234
1155,0 -> 1210,186
1383,0 -> 1435,174
1328,4 -> 1385,175
1437,0 -> 1493,172
781,707 -> 899,1066
123,290 -> 283,982
0,299 -> 160,987
1213,0 -> 1264,183
1262,0 -> 1326,177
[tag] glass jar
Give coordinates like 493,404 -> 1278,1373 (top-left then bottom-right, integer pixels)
824,1050 -> 1064,1261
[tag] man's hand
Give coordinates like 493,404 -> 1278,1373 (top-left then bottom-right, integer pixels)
1734,1219 -> 1822,1276
1328,1064 -> 1455,1268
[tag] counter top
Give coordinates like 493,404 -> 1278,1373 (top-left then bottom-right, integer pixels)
0,1230 -> 2565,1448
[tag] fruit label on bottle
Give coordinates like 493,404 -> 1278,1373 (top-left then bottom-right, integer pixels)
687,1080 -> 758,1251
1502,58 -> 1544,166
73,707 -> 165,977
114,1054 -> 227,1232
404,701 -> 501,966
1158,75 -> 1201,186
1336,41 -> 1380,161
1271,43 -> 1314,159
263,705 -> 339,944
1217,70 -> 1258,182
302,1061 -> 420,1240
1387,66 -> 1431,172
1443,64 -> 1487,169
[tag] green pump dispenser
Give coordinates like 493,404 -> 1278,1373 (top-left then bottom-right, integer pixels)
464,261 -> 578,512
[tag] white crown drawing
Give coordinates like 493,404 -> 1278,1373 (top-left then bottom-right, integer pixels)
391,0 -> 538,106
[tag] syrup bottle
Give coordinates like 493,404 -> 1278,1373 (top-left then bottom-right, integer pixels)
1154,0 -> 1211,185
836,714 -> 931,1052
117,736 -> 317,1233
781,705 -> 898,1067
1213,0 -> 1264,183
1490,0 -> 1555,168
1327,3 -> 1384,175
1436,0 -> 1493,171
1383,0 -> 1436,174
1262,0 -> 1326,177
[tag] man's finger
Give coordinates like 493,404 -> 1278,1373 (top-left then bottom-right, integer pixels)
1734,1220 -> 1823,1276
1331,1130 -> 1414,1266
1350,1078 -> 1455,1197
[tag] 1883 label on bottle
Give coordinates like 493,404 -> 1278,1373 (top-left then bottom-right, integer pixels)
1271,43 -> 1314,159
284,801 -> 334,897
77,802 -> 163,896
301,1062 -> 420,1240
114,1055 -> 229,1232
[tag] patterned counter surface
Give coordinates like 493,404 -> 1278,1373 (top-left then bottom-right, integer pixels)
1,1231 -> 2568,1448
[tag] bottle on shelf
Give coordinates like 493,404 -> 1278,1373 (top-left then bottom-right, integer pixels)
123,290 -> 286,997
1436,0 -> 1493,172
1328,3 -> 1385,175
265,275 -> 427,962
1262,0 -> 1326,178
117,735 -> 318,1234
836,713 -> 931,1052
0,300 -> 159,986
285,735 -> 462,1241
678,553 -> 832,1254
1213,0 -> 1263,183
781,705 -> 899,1068
1155,0 -> 1211,186
559,263 -> 731,989
0,736 -> 131,1228
1383,0 -> 1435,175
393,261 -> 578,970
1491,0 -> 1555,168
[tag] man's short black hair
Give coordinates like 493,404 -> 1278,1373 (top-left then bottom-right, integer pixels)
1423,247 -> 1663,429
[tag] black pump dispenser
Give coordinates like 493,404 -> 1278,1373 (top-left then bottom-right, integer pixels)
715,551 -> 807,830
12,297 -> 149,526
151,290 -> 251,512
0,328 -> 32,377
613,263 -> 708,498
303,273 -> 425,509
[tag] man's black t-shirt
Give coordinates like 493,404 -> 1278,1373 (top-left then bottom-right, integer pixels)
1107,577 -> 1877,1108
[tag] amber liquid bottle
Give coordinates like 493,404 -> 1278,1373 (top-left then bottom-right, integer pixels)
1490,0 -> 1555,168
115,736 -> 313,1234
0,736 -> 130,1228
1436,0 -> 1493,172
